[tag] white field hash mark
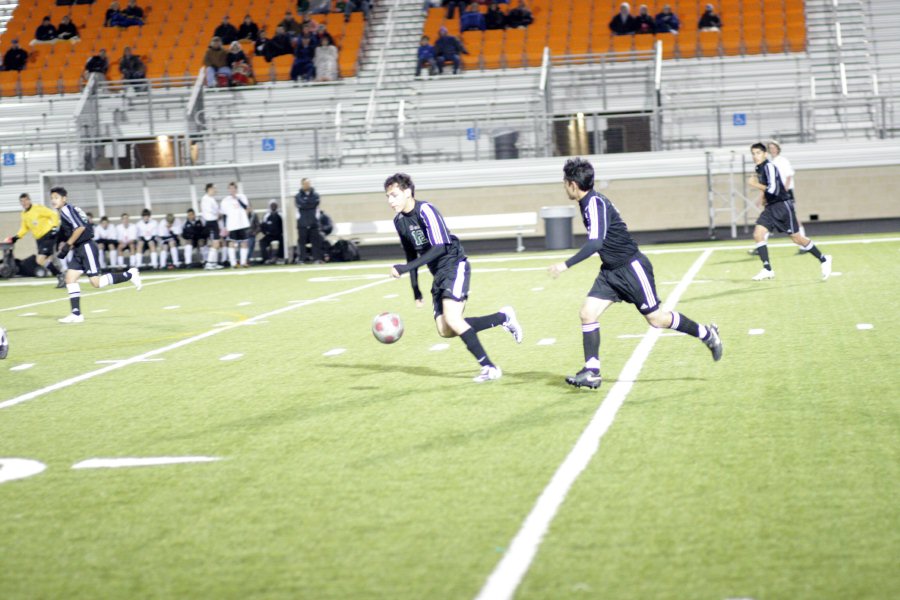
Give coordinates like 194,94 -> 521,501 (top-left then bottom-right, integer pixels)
475,248 -> 713,600
72,457 -> 221,469
0,278 -> 393,411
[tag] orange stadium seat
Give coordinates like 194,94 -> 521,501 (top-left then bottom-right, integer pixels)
656,32 -> 677,59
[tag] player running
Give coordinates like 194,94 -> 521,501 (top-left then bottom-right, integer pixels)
747,142 -> 832,281
385,172 -> 523,383
548,158 -> 722,390
50,187 -> 142,324
3,192 -> 66,288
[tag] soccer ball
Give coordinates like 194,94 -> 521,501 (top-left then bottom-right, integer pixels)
372,312 -> 403,344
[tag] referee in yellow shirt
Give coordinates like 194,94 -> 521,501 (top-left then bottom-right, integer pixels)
4,192 -> 65,287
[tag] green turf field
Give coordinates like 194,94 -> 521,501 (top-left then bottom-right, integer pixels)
1,234 -> 898,600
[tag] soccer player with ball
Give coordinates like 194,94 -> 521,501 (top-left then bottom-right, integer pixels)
384,173 -> 523,383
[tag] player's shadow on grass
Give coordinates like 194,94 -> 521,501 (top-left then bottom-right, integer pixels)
319,361 -> 450,379
683,280 -> 813,302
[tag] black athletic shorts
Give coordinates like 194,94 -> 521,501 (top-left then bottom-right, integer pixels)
228,227 -> 249,242
159,234 -> 179,246
756,200 -> 800,235
36,230 -> 59,257
205,222 -> 221,241
431,258 -> 471,318
68,241 -> 101,277
589,252 -> 661,315
137,237 -> 157,252
97,239 -> 117,251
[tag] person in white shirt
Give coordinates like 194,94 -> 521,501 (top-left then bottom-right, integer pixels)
200,183 -> 224,270
136,208 -> 160,269
157,213 -> 182,269
220,181 -> 252,268
94,215 -> 119,270
116,213 -> 138,268
768,140 -> 806,244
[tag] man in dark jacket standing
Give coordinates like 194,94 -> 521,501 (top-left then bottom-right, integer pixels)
295,178 -> 323,263
261,200 -> 284,264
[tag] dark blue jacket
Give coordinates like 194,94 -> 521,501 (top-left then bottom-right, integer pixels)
460,11 -> 486,32
418,44 -> 435,62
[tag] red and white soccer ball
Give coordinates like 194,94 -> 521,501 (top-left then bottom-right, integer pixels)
372,312 -> 404,344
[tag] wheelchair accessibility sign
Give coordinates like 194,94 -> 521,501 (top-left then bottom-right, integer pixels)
262,138 -> 276,152
732,113 -> 747,126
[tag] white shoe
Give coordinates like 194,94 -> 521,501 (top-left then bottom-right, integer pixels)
821,255 -> 833,281
58,313 -> 85,324
500,306 -> 523,343
128,267 -> 142,291
752,268 -> 775,281
204,263 -> 217,270
473,365 -> 502,383
0,326 -> 8,359
213,263 -> 225,270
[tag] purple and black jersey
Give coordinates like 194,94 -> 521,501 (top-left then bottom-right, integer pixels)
58,203 -> 94,246
565,191 -> 640,271
393,200 -> 466,276
755,159 -> 791,204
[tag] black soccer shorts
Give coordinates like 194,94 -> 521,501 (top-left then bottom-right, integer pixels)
588,252 -> 661,315
97,239 -> 117,251
68,241 -> 102,277
137,238 -> 157,253
36,230 -> 59,257
431,258 -> 471,318
205,222 -> 221,241
756,200 -> 800,234
228,227 -> 249,242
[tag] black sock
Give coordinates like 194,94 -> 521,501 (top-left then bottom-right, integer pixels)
582,323 -> 600,369
112,272 -> 132,284
669,312 -> 707,340
465,311 -> 506,332
47,262 -> 60,276
69,291 -> 81,315
460,327 -> 494,367
802,241 -> 825,261
757,244 -> 772,270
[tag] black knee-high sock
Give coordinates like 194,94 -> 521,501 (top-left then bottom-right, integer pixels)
757,244 -> 772,270
111,271 -> 132,284
67,285 -> 81,315
46,261 -> 60,276
582,322 -> 600,369
465,311 -> 506,332
668,312 -> 709,340
460,328 -> 494,367
800,240 -> 826,262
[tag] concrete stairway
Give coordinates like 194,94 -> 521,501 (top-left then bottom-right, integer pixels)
0,0 -> 17,38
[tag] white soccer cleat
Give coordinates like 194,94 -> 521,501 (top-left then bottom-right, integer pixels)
821,255 -> 833,281
128,267 -> 142,291
0,327 -> 8,359
58,313 -> 85,324
473,365 -> 502,383
500,306 -> 524,344
752,268 -> 775,281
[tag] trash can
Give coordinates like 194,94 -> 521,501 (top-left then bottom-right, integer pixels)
492,129 -> 519,160
539,206 -> 577,250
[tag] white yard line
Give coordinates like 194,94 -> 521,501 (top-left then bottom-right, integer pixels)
475,249 -> 713,600
0,278 -> 392,411
0,276 -> 187,313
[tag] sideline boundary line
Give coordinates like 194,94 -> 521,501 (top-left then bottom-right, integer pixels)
474,249 -> 714,600
0,278 -> 392,411
0,276 -> 189,313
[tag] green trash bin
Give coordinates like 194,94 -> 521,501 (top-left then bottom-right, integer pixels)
540,206 -> 577,250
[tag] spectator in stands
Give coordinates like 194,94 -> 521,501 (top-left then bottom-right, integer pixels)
316,23 -> 336,48
698,4 -> 722,31
344,0 -> 371,22
123,0 -> 144,20
314,36 -> 338,81
227,41 -> 253,85
2,40 -> 28,71
204,37 -> 231,87
635,5 -> 655,34
280,11 -> 303,35
215,16 -> 239,46
119,46 -> 146,84
505,0 -> 533,29
609,2 -> 637,35
415,35 -> 437,77
461,3 -> 486,32
82,49 -> 109,85
33,16 -> 57,44
104,2 -> 121,26
260,200 -> 284,264
445,0 -> 467,20
56,15 -> 80,42
260,25 -> 293,61
434,26 -> 467,75
309,0 -> 333,15
654,4 -> 680,34
485,3 -> 506,30
291,35 -> 316,81
238,15 -> 259,42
